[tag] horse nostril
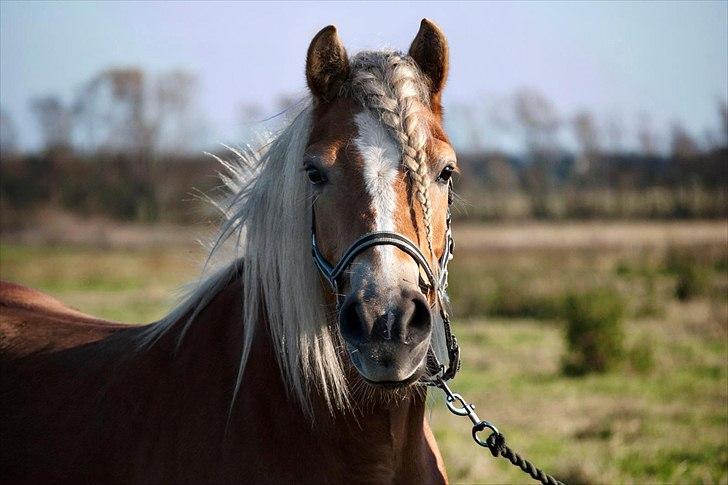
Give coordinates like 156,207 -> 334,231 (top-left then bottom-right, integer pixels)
403,291 -> 432,340
339,290 -> 431,347
339,297 -> 368,344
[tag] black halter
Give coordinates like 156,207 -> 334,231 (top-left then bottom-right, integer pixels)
310,182 -> 460,383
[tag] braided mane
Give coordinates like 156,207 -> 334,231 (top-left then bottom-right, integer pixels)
346,51 -> 435,257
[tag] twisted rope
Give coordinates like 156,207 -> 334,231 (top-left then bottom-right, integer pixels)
483,431 -> 564,485
349,52 -> 435,259
438,379 -> 563,485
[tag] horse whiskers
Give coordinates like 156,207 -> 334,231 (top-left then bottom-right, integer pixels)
346,370 -> 427,410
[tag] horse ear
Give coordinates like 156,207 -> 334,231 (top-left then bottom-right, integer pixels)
408,19 -> 449,99
306,25 -> 350,102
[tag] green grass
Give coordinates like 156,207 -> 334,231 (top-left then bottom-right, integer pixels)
1,240 -> 726,484
432,313 -> 727,484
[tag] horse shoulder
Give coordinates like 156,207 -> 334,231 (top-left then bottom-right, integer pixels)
0,280 -> 129,359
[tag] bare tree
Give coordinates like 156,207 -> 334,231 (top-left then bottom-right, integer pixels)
513,88 -> 560,158
73,67 -> 200,155
486,156 -> 518,191
571,111 -> 602,176
107,68 -> 146,153
637,112 -> 658,156
573,111 -> 601,158
73,68 -> 145,154
82,67 -> 202,216
0,109 -> 18,155
73,75 -> 103,153
152,69 -> 199,153
488,94 -> 516,132
30,96 -> 73,151
670,121 -> 700,159
512,88 -> 561,200
604,115 -> 624,154
703,128 -> 720,150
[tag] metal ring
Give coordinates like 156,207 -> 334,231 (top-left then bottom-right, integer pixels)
471,421 -> 500,447
445,393 -> 471,416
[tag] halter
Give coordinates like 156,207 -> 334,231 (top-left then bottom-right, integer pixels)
310,181 -> 460,383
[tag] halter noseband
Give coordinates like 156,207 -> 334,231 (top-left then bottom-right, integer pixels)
310,182 -> 460,383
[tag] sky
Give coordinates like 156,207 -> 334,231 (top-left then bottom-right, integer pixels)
1,1 -> 727,153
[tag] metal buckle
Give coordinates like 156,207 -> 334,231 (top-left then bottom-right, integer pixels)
437,378 -> 500,448
472,421 -> 500,448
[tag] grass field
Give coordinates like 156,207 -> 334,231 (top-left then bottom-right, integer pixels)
1,221 -> 726,484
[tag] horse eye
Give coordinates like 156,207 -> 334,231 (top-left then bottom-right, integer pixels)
305,166 -> 327,185
436,165 -> 455,183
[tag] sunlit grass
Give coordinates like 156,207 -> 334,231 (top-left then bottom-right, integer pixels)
0,243 -> 203,322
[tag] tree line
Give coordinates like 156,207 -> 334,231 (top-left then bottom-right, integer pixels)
0,67 -> 726,223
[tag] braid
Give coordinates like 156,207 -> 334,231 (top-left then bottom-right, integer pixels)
348,52 -> 435,259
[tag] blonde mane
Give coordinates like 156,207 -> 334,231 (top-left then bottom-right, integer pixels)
142,50 -> 435,415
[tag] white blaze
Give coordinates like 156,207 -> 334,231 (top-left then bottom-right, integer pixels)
354,111 -> 400,231
353,111 -> 400,278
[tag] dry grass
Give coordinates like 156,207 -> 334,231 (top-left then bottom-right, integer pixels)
0,244 -> 204,322
455,220 -> 727,252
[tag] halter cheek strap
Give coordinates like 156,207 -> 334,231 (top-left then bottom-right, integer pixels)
310,182 -> 460,383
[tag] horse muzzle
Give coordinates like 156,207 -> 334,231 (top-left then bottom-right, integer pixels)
310,183 -> 461,386
339,285 -> 432,384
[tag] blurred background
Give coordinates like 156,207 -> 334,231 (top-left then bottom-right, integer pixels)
1,1 -> 726,483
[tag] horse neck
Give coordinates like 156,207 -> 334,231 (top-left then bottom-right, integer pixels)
163,271 -> 432,479
231,314 -> 431,480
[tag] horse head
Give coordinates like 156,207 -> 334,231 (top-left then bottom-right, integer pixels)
304,20 -> 457,387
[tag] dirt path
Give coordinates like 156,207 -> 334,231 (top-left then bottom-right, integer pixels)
2,212 -> 725,251
455,220 -> 727,252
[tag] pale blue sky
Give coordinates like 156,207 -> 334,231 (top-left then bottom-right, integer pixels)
1,1 -> 726,152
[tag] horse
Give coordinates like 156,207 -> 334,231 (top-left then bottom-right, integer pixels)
1,19 -> 460,484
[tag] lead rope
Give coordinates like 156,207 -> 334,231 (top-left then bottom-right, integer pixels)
434,377 -> 564,485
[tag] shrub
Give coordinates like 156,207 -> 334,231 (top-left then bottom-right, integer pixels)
674,264 -> 710,301
663,246 -> 711,301
448,274 -> 563,320
446,268 -> 491,317
635,271 -> 664,318
562,289 -> 625,376
715,253 -> 728,272
487,282 -> 563,320
627,337 -> 655,373
663,246 -> 692,274
615,260 -> 633,277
